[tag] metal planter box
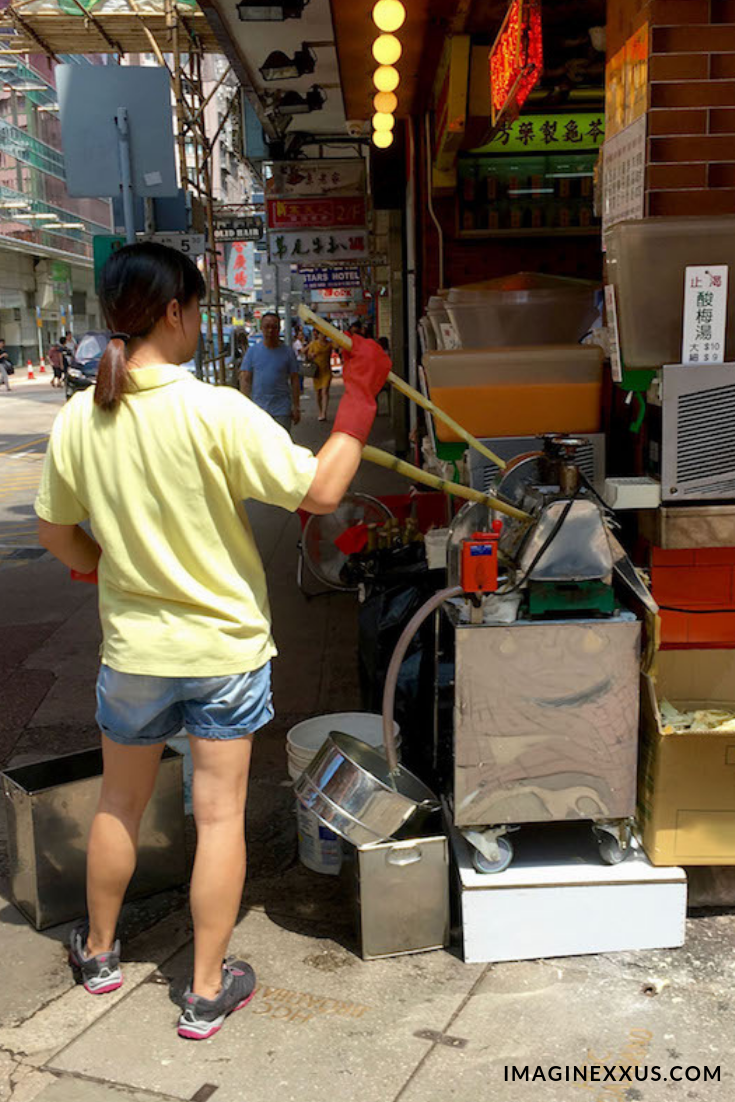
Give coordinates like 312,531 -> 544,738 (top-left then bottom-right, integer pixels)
2,747 -> 187,929
345,830 -> 450,960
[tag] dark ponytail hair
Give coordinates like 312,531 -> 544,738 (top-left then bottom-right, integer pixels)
95,241 -> 205,413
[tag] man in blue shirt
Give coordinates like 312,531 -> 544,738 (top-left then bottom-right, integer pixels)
240,313 -> 301,434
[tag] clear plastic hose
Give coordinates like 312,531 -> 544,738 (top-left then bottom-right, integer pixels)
381,585 -> 464,774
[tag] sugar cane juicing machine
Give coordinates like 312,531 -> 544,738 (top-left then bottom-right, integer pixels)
432,434 -> 650,873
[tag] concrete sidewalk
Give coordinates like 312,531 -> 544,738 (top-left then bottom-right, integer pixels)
1,391 -> 735,1101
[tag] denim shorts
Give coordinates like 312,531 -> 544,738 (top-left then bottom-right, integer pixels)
96,661 -> 274,746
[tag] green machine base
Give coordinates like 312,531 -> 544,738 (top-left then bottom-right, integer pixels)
527,581 -> 616,617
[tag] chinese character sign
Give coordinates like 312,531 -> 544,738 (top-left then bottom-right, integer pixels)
226,242 -> 255,293
484,112 -> 605,154
266,197 -> 366,230
268,230 -> 369,264
602,114 -> 646,235
682,266 -> 728,366
266,159 -> 366,198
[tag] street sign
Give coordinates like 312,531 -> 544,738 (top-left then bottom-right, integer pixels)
93,234 -> 126,289
140,232 -> 206,256
214,217 -> 263,243
266,196 -> 366,230
301,266 -> 362,290
57,65 -> 177,199
226,241 -> 255,292
268,229 -> 369,264
266,159 -> 366,198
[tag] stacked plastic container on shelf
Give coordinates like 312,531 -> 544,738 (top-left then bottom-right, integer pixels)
444,272 -> 600,350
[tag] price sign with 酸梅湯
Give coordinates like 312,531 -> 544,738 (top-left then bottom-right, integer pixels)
682,266 -> 729,366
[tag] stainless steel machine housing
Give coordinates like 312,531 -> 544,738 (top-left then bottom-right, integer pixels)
448,609 -> 641,830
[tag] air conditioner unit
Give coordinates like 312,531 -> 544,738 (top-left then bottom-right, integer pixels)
649,363 -> 735,501
467,434 -> 606,495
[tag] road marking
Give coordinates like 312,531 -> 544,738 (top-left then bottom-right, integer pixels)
0,434 -> 49,456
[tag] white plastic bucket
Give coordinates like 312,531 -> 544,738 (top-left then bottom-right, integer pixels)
287,713 -> 401,876
295,801 -> 343,875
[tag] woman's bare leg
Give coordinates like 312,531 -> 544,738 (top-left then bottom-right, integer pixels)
188,734 -> 254,999
86,735 -> 165,955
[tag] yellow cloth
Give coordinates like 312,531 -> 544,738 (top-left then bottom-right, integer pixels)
307,339 -> 332,390
35,365 -> 318,676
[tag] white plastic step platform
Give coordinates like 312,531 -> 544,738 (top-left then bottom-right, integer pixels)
450,821 -> 686,964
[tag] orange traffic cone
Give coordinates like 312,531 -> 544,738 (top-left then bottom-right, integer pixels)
27,359 -> 35,380
39,356 -> 46,374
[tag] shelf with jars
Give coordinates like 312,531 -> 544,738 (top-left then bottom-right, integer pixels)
455,113 -> 604,238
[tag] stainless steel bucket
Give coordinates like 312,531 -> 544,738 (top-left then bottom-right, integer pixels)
294,732 -> 440,846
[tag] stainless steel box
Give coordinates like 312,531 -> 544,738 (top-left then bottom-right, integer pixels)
450,615 -> 641,828
2,747 -> 187,929
346,834 -> 450,960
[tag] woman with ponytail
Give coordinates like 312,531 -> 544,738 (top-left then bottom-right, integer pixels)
34,242 -> 391,1040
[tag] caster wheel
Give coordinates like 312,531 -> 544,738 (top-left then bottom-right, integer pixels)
597,835 -> 625,865
472,836 -> 514,874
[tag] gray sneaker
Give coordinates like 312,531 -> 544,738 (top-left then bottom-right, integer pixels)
178,959 -> 256,1040
68,923 -> 123,995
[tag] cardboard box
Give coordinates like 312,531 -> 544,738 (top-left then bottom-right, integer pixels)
639,649 -> 735,865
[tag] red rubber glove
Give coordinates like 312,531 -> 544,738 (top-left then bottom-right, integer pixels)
332,334 -> 392,445
71,568 -> 98,585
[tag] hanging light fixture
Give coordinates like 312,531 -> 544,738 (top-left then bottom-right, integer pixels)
373,65 -> 400,93
236,0 -> 309,21
372,33 -> 402,65
260,42 -> 317,81
372,0 -> 405,32
372,112 -> 394,132
373,90 -> 398,113
372,130 -> 394,149
277,84 -> 327,115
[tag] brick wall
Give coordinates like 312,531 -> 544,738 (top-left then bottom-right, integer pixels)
609,0 -> 735,216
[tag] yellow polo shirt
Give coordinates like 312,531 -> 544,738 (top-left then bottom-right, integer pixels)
35,365 -> 318,676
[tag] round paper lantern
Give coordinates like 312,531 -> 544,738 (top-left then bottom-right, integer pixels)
372,0 -> 406,33
372,130 -> 394,149
373,112 -> 395,132
372,33 -> 402,65
373,65 -> 400,93
373,90 -> 398,113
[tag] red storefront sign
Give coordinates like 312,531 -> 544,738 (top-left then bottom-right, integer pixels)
267,196 -> 367,230
489,0 -> 543,125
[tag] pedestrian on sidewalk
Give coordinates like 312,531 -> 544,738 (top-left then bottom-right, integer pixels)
239,312 -> 301,435
48,338 -> 65,388
34,242 -> 391,1041
306,329 -> 333,421
0,338 -> 13,392
228,328 -> 248,388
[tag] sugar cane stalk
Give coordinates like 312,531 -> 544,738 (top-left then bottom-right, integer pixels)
362,446 -> 531,522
